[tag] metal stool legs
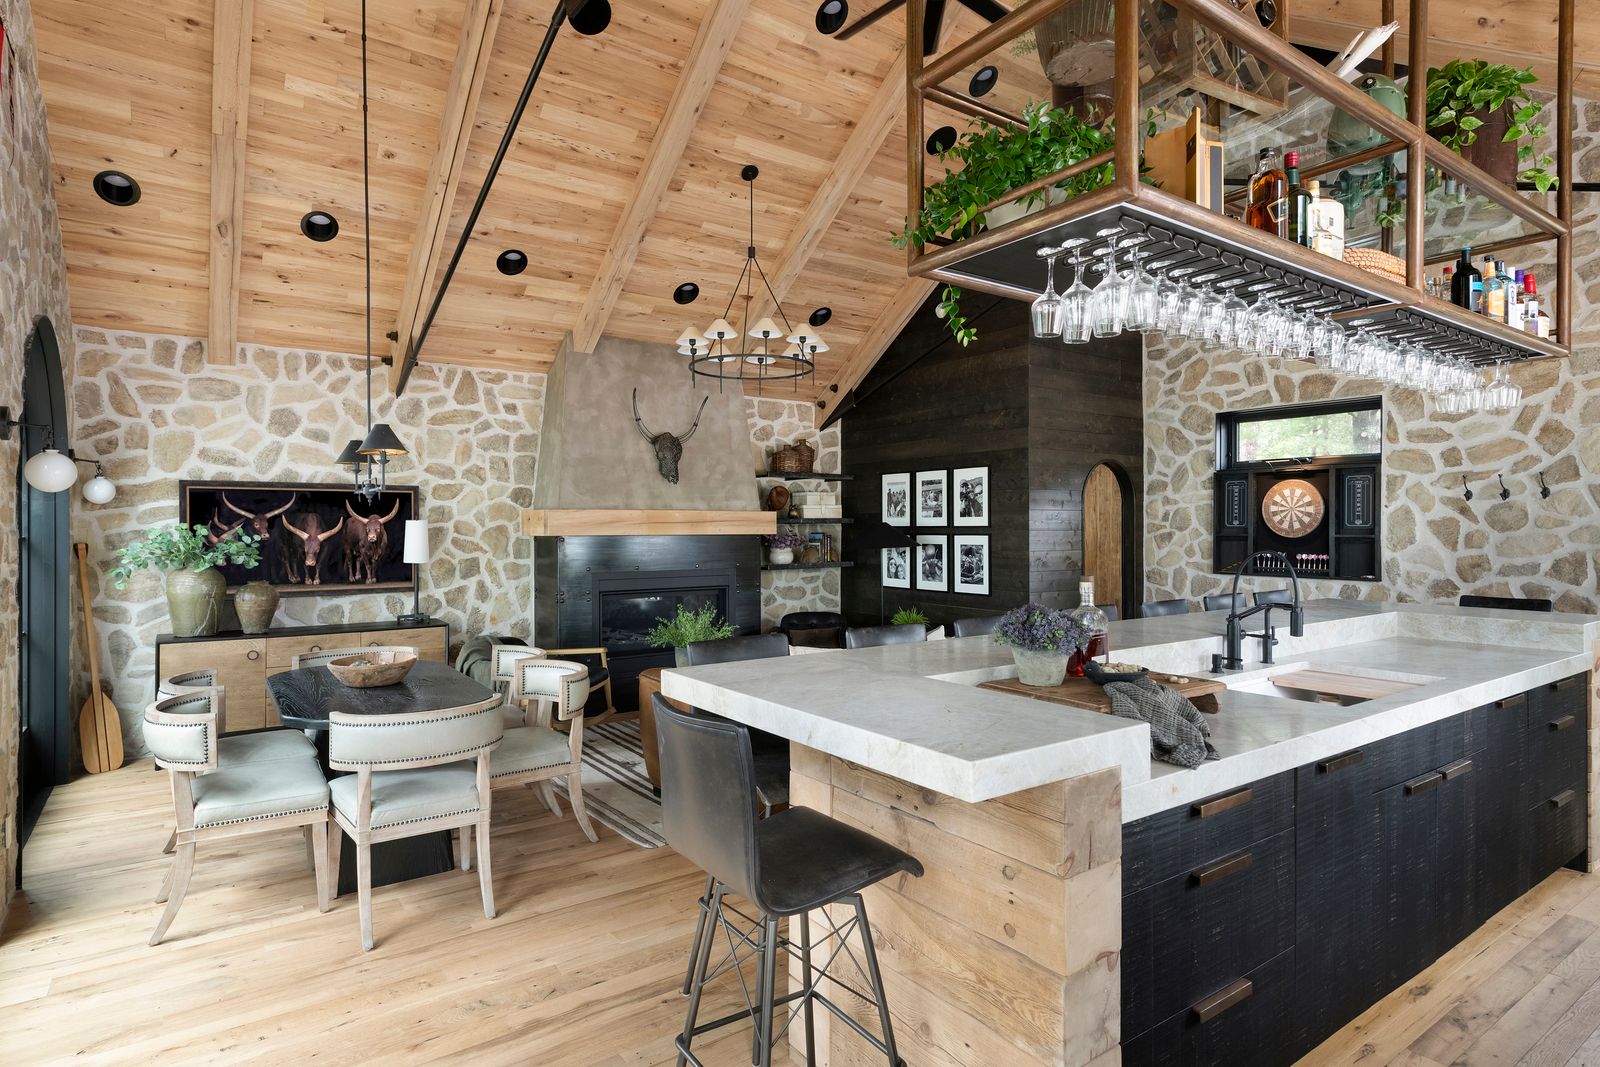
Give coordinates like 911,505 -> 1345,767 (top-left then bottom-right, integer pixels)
681,875 -> 716,996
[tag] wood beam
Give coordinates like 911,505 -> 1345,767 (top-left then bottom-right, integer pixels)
207,0 -> 253,366
814,277 -> 936,413
389,0 -> 504,390
569,0 -> 753,353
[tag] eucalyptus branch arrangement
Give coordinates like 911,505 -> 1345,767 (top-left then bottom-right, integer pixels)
109,524 -> 261,588
1425,60 -> 1557,193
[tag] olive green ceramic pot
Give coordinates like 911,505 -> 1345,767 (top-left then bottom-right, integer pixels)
166,567 -> 226,638
234,579 -> 279,634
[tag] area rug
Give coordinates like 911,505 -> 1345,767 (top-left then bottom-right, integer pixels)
552,718 -> 665,849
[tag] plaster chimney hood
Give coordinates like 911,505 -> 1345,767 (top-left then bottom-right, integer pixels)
523,335 -> 776,537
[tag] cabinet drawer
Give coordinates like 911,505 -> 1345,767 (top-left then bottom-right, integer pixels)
1122,947 -> 1296,1067
1124,771 -> 1293,895
158,639 -> 267,733
1529,677 -> 1588,796
1527,781 -> 1587,885
1123,829 -> 1296,1036
362,627 -> 447,661
1371,717 -> 1466,793
265,633 -> 356,668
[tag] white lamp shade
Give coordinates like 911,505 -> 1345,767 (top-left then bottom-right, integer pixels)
803,339 -> 830,354
748,317 -> 782,340
24,449 -> 78,493
782,343 -> 803,358
82,475 -> 116,504
675,327 -> 703,347
786,331 -> 818,345
703,318 -> 739,341
402,519 -> 430,564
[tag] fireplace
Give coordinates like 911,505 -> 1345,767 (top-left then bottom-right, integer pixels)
533,534 -> 761,711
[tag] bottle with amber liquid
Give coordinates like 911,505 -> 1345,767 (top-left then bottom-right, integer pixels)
1066,579 -> 1111,678
1246,148 -> 1286,235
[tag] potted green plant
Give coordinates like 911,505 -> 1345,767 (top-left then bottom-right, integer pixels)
109,524 -> 262,638
646,603 -> 737,667
890,607 -> 930,628
1425,60 -> 1557,192
762,530 -> 808,566
992,602 -> 1091,687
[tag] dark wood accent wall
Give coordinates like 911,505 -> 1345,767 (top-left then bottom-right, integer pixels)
839,293 -> 1145,626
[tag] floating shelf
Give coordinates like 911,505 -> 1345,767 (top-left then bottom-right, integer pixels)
777,517 -> 853,525
757,471 -> 853,481
761,561 -> 855,571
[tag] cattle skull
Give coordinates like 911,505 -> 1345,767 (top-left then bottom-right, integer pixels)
632,389 -> 708,485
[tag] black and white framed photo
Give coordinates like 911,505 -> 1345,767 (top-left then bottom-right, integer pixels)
881,472 -> 911,527
915,534 -> 947,592
882,546 -> 911,589
953,466 -> 989,526
953,534 -> 990,595
916,470 -> 947,524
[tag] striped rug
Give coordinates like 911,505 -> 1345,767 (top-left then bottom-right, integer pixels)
552,718 -> 665,849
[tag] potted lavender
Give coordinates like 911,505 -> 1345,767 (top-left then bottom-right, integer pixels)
992,602 -> 1091,687
762,530 -> 807,566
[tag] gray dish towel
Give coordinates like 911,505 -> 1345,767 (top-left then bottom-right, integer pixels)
1104,676 -> 1219,768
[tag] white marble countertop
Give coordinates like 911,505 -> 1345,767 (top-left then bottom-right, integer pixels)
660,600 -> 1599,815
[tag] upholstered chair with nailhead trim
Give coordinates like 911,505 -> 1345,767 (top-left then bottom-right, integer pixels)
144,689 -> 332,946
492,659 -> 597,841
326,695 -> 504,951
488,644 -> 546,725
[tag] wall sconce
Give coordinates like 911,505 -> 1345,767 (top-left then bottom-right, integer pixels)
1497,475 -> 1511,502
82,461 -> 116,504
1,407 -> 117,501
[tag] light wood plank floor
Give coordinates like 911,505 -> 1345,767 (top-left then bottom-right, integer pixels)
4,760 -> 1597,1066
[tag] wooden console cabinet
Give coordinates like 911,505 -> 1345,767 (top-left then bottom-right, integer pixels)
154,621 -> 450,733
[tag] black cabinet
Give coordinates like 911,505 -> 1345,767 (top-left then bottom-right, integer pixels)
1122,949 -> 1297,1067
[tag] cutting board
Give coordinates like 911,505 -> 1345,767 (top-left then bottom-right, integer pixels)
979,672 -> 1225,714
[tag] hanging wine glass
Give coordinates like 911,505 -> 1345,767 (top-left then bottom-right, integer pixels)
1059,248 -> 1093,344
1090,240 -> 1126,338
1481,361 -> 1522,412
1124,240 -> 1160,332
1031,248 -> 1066,339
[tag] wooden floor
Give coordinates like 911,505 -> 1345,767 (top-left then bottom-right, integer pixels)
4,762 -> 1598,1067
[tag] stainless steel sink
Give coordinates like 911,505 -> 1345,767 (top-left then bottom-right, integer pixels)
1231,666 -> 1436,708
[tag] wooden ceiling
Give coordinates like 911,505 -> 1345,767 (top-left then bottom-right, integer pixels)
34,0 -> 1588,400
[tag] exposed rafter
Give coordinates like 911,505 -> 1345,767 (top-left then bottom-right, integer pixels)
568,0 -> 754,353
206,0 -> 253,365
815,277 -> 936,412
389,0 -> 504,390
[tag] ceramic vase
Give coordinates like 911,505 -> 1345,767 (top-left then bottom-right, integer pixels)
1012,647 -> 1069,687
674,646 -> 690,668
166,567 -> 226,638
234,579 -> 279,634
769,547 -> 795,566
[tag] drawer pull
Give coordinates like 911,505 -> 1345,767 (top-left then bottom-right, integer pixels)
1191,978 -> 1254,1024
1191,852 -> 1253,888
1192,787 -> 1253,820
1553,677 -> 1583,692
1495,695 -> 1526,710
247,650 -> 260,662
1549,715 -> 1576,732
309,644 -> 322,653
1551,789 -> 1577,810
1318,750 -> 1365,774
1440,758 -> 1474,781
1405,771 -> 1443,796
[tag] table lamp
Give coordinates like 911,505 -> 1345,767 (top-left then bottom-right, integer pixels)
398,519 -> 431,625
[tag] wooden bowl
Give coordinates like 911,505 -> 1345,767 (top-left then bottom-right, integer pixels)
326,651 -> 418,688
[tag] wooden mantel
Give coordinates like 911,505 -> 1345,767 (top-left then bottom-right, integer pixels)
519,509 -> 776,537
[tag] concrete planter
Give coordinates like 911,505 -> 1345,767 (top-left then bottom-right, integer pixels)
1012,647 -> 1070,687
234,579 -> 279,634
166,567 -> 226,638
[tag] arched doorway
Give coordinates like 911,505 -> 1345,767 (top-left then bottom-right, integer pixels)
17,316 -> 71,855
1082,461 -> 1136,618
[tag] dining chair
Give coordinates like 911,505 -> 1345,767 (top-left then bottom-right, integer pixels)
291,645 -> 418,670
492,659 -> 598,842
1102,604 -> 1121,622
1140,598 -> 1190,617
845,623 -> 927,649
144,689 -> 332,946
488,643 -> 547,725
535,645 -> 617,724
1254,589 -> 1294,606
1202,593 -> 1247,613
952,615 -> 1001,638
327,694 -> 503,951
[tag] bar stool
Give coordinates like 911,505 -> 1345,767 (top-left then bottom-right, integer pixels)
654,696 -> 922,1067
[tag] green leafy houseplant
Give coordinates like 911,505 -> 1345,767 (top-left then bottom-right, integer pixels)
646,603 -> 736,660
891,607 -> 930,627
1425,60 -> 1557,193
109,523 -> 261,587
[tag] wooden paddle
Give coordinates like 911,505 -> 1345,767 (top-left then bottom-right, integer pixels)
75,542 -> 123,773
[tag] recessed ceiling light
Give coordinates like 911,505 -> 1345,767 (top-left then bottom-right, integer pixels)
92,170 -> 140,207
926,126 -> 957,155
569,0 -> 612,35
969,65 -> 999,97
496,249 -> 528,276
815,0 -> 848,34
673,282 -> 700,305
300,211 -> 339,242
809,307 -> 832,327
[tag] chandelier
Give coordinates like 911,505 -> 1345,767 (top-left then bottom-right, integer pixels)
678,165 -> 825,389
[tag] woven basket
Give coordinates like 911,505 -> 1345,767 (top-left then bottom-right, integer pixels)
769,440 -> 816,474
1344,247 -> 1406,285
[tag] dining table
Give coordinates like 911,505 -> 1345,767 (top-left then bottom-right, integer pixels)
267,660 -> 499,894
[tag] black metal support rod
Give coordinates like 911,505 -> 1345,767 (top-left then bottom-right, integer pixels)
398,1 -> 571,394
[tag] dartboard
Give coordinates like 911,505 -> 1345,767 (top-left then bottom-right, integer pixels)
1261,478 -> 1325,538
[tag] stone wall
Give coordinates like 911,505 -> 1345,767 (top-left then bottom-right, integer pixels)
746,395 -> 842,628
0,0 -> 78,925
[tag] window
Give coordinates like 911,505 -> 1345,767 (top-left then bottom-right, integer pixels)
1219,398 -> 1381,469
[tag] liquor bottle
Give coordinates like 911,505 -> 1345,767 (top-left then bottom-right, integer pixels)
1523,274 -> 1546,337
1508,269 -> 1527,330
1282,151 -> 1307,243
1246,148 -> 1286,235
1441,265 -> 1453,300
1305,179 -> 1345,259
1496,262 -> 1516,324
1450,248 -> 1479,310
1066,578 -> 1110,678
1483,258 -> 1507,321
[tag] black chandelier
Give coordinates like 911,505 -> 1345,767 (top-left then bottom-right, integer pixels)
678,165 -> 824,390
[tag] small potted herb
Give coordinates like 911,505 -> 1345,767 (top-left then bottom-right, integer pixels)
646,603 -> 737,667
109,524 -> 262,638
762,530 -> 808,567
891,607 -> 930,628
991,602 -> 1091,687
1425,60 -> 1557,192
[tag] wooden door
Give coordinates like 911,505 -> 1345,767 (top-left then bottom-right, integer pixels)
1083,463 -> 1124,615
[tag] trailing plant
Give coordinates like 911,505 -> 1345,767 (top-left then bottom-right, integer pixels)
761,530 -> 808,551
110,524 -> 261,588
890,607 -> 930,627
991,602 -> 1091,655
1425,60 -> 1557,193
644,602 -> 736,650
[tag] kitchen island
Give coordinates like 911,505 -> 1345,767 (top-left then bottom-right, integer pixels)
662,600 -> 1600,1067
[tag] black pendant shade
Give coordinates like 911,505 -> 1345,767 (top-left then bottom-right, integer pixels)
335,438 -> 366,465
358,423 -> 408,457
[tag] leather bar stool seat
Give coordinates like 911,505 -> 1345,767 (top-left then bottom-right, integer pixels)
1203,592 -> 1246,612
753,806 -> 923,915
845,623 -> 926,649
952,615 -> 1000,638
